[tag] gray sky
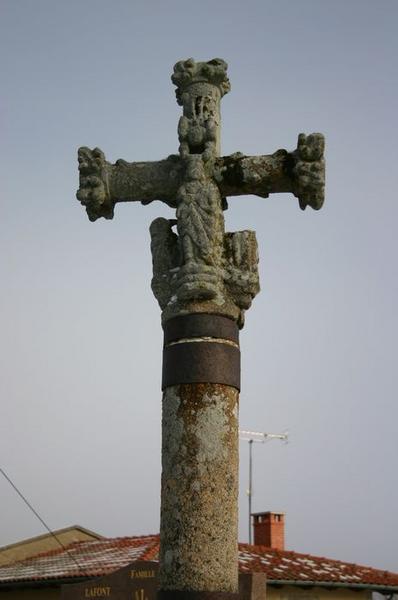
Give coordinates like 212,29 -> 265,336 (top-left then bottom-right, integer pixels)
1,0 -> 397,573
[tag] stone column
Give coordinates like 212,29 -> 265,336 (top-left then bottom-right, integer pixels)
159,314 -> 241,594
160,381 -> 239,593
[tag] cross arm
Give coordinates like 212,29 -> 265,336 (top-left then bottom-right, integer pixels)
76,147 -> 182,221
215,133 -> 325,210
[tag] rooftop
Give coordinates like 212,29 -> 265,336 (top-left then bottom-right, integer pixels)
1,535 -> 398,593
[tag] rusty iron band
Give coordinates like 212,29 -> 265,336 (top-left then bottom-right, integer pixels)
162,341 -> 241,391
163,313 -> 239,346
158,591 -> 239,600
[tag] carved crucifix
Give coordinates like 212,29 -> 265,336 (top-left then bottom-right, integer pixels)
76,58 -> 325,600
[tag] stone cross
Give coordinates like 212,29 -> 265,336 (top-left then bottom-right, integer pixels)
76,58 -> 325,600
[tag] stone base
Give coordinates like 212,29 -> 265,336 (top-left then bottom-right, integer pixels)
158,592 -> 239,600
157,574 -> 266,600
239,573 -> 267,600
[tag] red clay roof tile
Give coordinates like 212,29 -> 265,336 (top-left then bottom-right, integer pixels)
0,535 -> 397,591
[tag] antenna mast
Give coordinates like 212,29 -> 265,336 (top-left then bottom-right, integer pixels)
239,429 -> 288,544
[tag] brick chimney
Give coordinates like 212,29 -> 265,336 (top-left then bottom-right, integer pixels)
252,511 -> 285,549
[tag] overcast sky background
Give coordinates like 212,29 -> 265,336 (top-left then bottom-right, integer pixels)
1,0 -> 397,573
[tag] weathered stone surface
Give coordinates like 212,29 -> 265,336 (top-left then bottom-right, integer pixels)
150,219 -> 259,327
77,142 -> 325,221
76,59 -> 324,323
172,59 -> 229,160
160,383 -> 239,593
172,58 -> 230,102
293,133 -> 325,210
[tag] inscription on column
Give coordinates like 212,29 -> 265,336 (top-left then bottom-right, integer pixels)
85,587 -> 111,597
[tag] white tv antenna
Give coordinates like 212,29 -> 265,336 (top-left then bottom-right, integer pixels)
239,429 -> 288,544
